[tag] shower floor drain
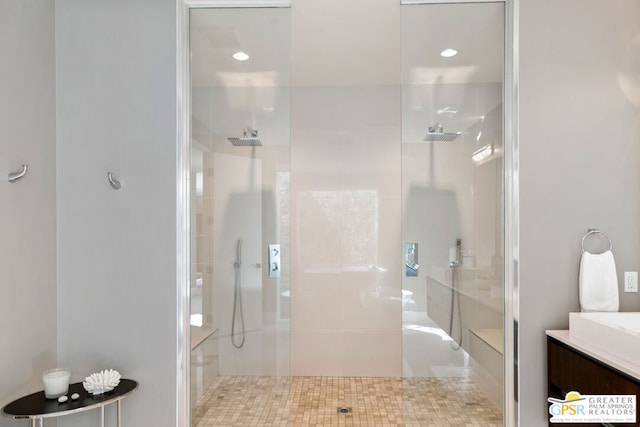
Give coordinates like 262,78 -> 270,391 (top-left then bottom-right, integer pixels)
337,407 -> 352,414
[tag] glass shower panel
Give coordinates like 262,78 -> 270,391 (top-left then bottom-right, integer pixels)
401,1 -> 505,421
188,2 -> 506,424
189,7 -> 291,423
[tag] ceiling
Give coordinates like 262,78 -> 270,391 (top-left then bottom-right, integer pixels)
190,1 -> 505,88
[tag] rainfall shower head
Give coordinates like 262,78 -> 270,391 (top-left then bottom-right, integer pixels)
423,123 -> 460,142
228,128 -> 262,146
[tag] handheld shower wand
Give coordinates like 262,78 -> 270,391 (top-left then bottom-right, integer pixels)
449,238 -> 462,268
231,239 -> 246,349
448,238 -> 462,350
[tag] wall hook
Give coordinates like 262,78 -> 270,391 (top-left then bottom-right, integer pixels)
7,164 -> 28,183
107,172 -> 122,190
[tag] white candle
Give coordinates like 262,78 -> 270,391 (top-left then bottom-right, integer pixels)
42,368 -> 70,399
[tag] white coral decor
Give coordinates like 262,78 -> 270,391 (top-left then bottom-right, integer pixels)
82,369 -> 121,395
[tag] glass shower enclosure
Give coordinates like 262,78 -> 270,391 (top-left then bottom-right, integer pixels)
188,1 -> 505,424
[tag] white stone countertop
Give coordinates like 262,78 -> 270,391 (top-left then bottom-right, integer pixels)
546,329 -> 640,382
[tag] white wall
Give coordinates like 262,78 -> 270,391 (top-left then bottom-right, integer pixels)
287,0 -> 403,377
55,1 -> 178,425
519,1 -> 640,425
290,85 -> 403,377
0,2 -> 57,425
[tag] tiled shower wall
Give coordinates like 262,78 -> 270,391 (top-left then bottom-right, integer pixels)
287,0 -> 403,378
290,85 -> 403,377
191,81 -> 292,378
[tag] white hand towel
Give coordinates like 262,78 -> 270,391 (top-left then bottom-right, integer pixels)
579,250 -> 619,312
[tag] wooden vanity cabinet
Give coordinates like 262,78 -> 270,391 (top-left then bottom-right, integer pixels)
547,336 -> 640,426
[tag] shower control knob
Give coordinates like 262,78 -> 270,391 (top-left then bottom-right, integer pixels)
268,244 -> 281,278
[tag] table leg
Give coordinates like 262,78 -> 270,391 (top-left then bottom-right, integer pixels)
117,399 -> 122,427
101,405 -> 105,427
33,418 -> 43,427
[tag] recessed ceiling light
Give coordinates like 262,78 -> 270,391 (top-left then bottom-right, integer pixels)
233,51 -> 249,61
440,48 -> 458,58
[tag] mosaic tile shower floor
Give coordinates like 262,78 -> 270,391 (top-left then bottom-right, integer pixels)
192,376 -> 503,426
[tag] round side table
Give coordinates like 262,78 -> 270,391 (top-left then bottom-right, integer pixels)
2,379 -> 138,427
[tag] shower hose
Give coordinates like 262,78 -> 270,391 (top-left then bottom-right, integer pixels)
231,239 -> 246,349
449,262 -> 462,351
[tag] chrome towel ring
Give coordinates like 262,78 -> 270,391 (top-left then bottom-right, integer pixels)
581,229 -> 613,254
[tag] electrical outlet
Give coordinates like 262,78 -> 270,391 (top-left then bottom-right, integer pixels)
624,271 -> 638,293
